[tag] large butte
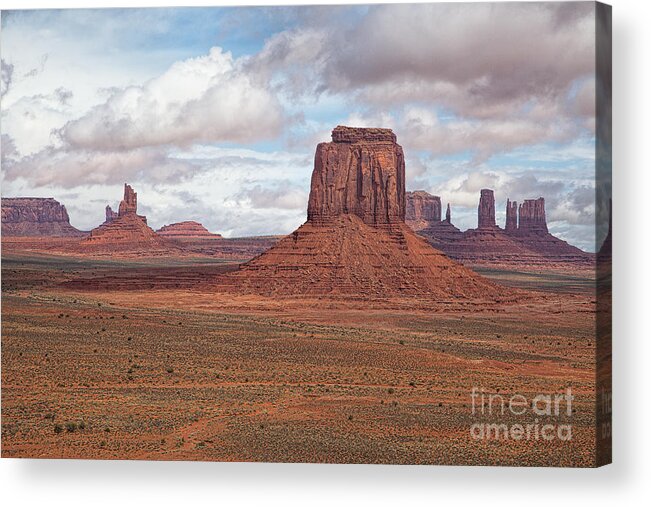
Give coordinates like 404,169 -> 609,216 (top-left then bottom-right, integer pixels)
223,126 -> 508,300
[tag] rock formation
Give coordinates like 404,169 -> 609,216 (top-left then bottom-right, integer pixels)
81,184 -> 176,255
518,198 -> 548,234
307,125 -> 405,226
225,127 -> 504,299
506,196 -> 588,260
416,202 -> 464,250
118,184 -> 138,216
505,199 -> 518,233
412,190 -> 591,268
477,189 -> 497,229
105,205 -> 118,224
157,221 -> 222,239
1,198 -> 84,237
405,191 -> 442,231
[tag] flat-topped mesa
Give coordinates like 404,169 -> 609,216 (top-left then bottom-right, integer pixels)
505,199 -> 518,233
331,125 -> 397,144
406,191 -> 442,231
118,184 -> 138,216
518,197 -> 548,233
477,188 -> 497,229
1,197 -> 84,237
307,126 -> 405,227
157,221 -> 222,239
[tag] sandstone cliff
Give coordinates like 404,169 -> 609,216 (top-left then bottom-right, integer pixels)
105,205 -> 118,224
517,198 -> 548,234
226,127 -> 505,299
1,197 -> 84,237
477,189 -> 497,229
118,184 -> 138,216
406,190 -> 441,231
505,199 -> 518,233
307,126 -> 405,226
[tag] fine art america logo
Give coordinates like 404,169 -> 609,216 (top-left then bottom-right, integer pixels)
470,387 -> 574,441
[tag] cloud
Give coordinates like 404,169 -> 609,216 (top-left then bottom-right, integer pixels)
3,145 -> 200,188
234,182 -> 308,210
1,59 -> 14,97
1,134 -> 18,163
324,3 -> 594,113
59,47 -> 285,152
1,86 -> 76,155
400,107 -> 579,161
249,3 -> 596,161
549,185 -> 596,225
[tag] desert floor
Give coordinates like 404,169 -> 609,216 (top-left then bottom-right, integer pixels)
1,252 -> 598,466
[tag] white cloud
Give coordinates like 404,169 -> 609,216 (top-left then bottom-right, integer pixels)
60,48 -> 285,151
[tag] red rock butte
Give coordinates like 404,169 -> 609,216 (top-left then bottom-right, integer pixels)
1,197 -> 84,237
405,189 -> 591,267
157,221 -> 222,239
406,191 -> 442,231
307,126 -> 405,226
80,184 -> 176,254
225,127 -> 505,299
477,189 -> 498,229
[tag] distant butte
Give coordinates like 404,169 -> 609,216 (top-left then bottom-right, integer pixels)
405,189 -> 592,268
405,191 -> 441,231
224,126 -> 505,299
80,184 -> 178,255
1,197 -> 84,237
157,221 -> 222,239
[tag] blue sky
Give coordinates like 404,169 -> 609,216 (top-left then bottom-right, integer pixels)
1,3 -> 602,250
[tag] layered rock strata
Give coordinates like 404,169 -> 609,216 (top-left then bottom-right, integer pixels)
411,190 -> 591,267
226,127 -> 503,299
105,205 -> 118,224
81,184 -> 175,254
307,125 -> 405,226
1,197 -> 84,237
517,198 -> 548,234
505,199 -> 518,233
406,191 -> 442,231
477,189 -> 497,229
157,221 -> 222,239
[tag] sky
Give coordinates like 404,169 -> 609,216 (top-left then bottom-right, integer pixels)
1,4 -> 602,250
